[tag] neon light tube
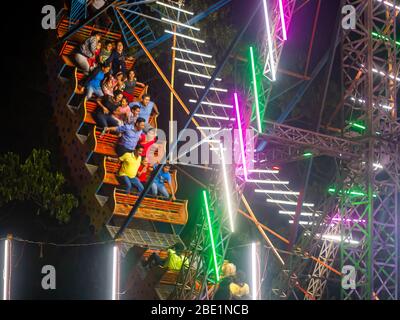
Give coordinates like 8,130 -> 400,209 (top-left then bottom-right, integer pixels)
255,189 -> 300,195
279,210 -> 319,217
376,0 -> 400,11
175,57 -> 215,68
234,92 -> 248,180
178,69 -> 222,81
278,0 -> 287,40
248,179 -> 289,185
267,199 -> 314,207
248,169 -> 279,174
184,83 -> 228,92
250,47 -> 262,132
220,143 -> 235,232
161,17 -> 200,31
112,245 -> 119,300
203,190 -> 220,281
156,1 -> 194,15
171,47 -> 212,58
197,126 -> 222,131
319,234 -> 360,245
165,30 -> 205,43
194,113 -> 232,121
251,243 -> 258,300
288,220 -> 316,225
189,99 -> 233,108
3,240 -> 10,300
262,0 -> 277,81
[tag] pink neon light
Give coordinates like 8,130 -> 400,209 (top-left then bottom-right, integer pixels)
278,0 -> 287,40
234,93 -> 248,180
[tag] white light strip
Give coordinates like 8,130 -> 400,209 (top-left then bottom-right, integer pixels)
251,243 -> 258,300
249,169 -> 280,174
196,126 -> 222,131
189,99 -> 233,108
178,69 -> 222,81
317,233 -> 360,245
184,83 -> 228,92
165,30 -> 204,43
171,47 -> 212,58
161,17 -> 200,31
3,240 -> 10,300
175,57 -> 215,68
156,1 -> 194,15
279,210 -> 319,217
220,143 -> 235,232
267,199 -> 314,207
373,163 -> 383,170
350,97 -> 393,110
262,0 -> 277,81
255,189 -> 300,195
247,180 -> 289,185
289,220 -> 316,225
112,245 -> 118,300
194,113 -> 232,121
376,0 -> 400,11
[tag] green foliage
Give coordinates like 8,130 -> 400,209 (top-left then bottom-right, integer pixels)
0,149 -> 78,223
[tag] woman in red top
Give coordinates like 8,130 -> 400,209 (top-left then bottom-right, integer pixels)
137,158 -> 150,184
87,42 -> 102,71
138,132 -> 158,158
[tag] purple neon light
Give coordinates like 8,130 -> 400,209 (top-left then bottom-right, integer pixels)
278,0 -> 287,40
331,217 -> 367,224
234,93 -> 248,180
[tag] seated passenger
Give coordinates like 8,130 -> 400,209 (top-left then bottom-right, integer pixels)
99,41 -> 113,64
87,42 -> 101,72
143,243 -> 189,272
105,41 -> 134,75
117,144 -> 144,194
101,74 -> 117,97
151,163 -> 176,201
129,94 -> 159,133
138,130 -> 158,158
95,90 -> 123,128
127,105 -> 140,125
213,261 -> 237,300
114,71 -> 126,92
75,32 -> 102,75
105,117 -> 146,157
85,63 -> 110,99
229,271 -> 250,300
123,70 -> 144,103
114,97 -> 131,124
137,157 -> 150,185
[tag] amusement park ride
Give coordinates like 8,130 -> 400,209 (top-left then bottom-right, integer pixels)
45,0 -> 398,300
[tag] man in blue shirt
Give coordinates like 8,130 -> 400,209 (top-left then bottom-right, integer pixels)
105,117 -> 146,157
129,94 -> 159,133
85,63 -> 110,99
151,163 -> 176,200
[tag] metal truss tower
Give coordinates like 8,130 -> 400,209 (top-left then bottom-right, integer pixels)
338,0 -> 399,300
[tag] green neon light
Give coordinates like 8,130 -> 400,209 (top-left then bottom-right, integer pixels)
349,122 -> 366,130
372,31 -> 400,46
203,190 -> 220,282
328,187 -> 377,198
250,46 -> 262,132
303,152 -> 313,157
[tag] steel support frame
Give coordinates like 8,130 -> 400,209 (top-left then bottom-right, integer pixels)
339,0 -> 399,300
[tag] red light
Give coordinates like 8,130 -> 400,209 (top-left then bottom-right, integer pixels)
272,166 -> 280,171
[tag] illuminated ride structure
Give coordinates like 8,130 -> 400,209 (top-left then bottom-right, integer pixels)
47,0 -> 398,300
